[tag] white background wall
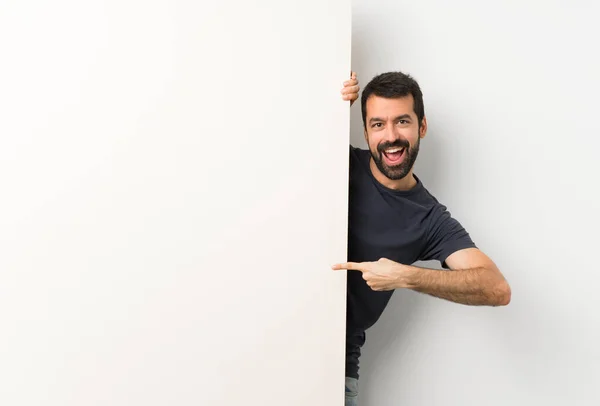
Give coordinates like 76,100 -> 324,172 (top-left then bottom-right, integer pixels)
350,1 -> 600,405
0,1 -> 351,405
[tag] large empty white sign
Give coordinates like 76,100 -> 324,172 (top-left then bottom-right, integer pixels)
0,1 -> 351,405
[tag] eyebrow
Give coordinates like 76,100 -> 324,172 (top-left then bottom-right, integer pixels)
369,114 -> 412,124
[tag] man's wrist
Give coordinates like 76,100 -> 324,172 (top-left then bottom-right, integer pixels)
394,263 -> 420,289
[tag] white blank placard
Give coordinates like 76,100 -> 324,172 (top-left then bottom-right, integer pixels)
0,1 -> 351,405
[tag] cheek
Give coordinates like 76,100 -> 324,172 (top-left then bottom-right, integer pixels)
401,129 -> 420,145
366,133 -> 383,149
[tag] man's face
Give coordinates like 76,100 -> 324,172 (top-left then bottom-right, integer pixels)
364,95 -> 427,180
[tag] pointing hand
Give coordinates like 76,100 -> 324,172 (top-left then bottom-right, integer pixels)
332,258 -> 413,291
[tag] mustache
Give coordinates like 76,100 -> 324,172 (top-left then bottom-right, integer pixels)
377,139 -> 410,153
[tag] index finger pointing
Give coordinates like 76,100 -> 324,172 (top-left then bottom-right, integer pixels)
332,262 -> 366,272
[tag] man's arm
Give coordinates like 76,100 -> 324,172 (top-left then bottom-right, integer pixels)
405,248 -> 511,306
405,198 -> 510,306
332,248 -> 511,307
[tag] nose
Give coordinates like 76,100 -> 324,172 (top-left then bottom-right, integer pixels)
382,124 -> 399,142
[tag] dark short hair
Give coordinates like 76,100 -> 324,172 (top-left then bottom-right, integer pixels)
361,71 -> 425,129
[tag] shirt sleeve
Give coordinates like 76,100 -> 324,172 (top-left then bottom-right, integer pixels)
419,203 -> 477,268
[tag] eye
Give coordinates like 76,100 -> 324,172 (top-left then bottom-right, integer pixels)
397,119 -> 408,125
372,123 -> 383,128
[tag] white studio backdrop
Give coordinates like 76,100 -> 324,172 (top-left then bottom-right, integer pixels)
350,0 -> 600,405
0,1 -> 351,405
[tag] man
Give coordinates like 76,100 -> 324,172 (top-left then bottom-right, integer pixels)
333,71 -> 511,406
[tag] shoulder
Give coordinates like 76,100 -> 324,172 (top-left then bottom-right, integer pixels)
404,175 -> 444,208
420,187 -> 458,230
349,144 -> 369,161
418,188 -> 477,265
348,144 -> 371,173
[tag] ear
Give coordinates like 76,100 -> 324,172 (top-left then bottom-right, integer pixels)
363,127 -> 368,142
419,116 -> 428,139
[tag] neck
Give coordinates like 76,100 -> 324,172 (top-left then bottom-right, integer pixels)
369,157 -> 417,191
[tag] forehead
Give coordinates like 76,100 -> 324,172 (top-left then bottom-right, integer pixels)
365,95 -> 416,119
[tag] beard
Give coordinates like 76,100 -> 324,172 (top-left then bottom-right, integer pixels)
370,137 -> 420,180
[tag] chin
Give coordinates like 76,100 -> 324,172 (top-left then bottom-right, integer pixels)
383,169 -> 410,180
378,160 -> 412,180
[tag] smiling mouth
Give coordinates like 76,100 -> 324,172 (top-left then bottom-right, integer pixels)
382,147 -> 406,165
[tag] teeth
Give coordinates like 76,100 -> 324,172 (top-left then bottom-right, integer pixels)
385,147 -> 403,153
